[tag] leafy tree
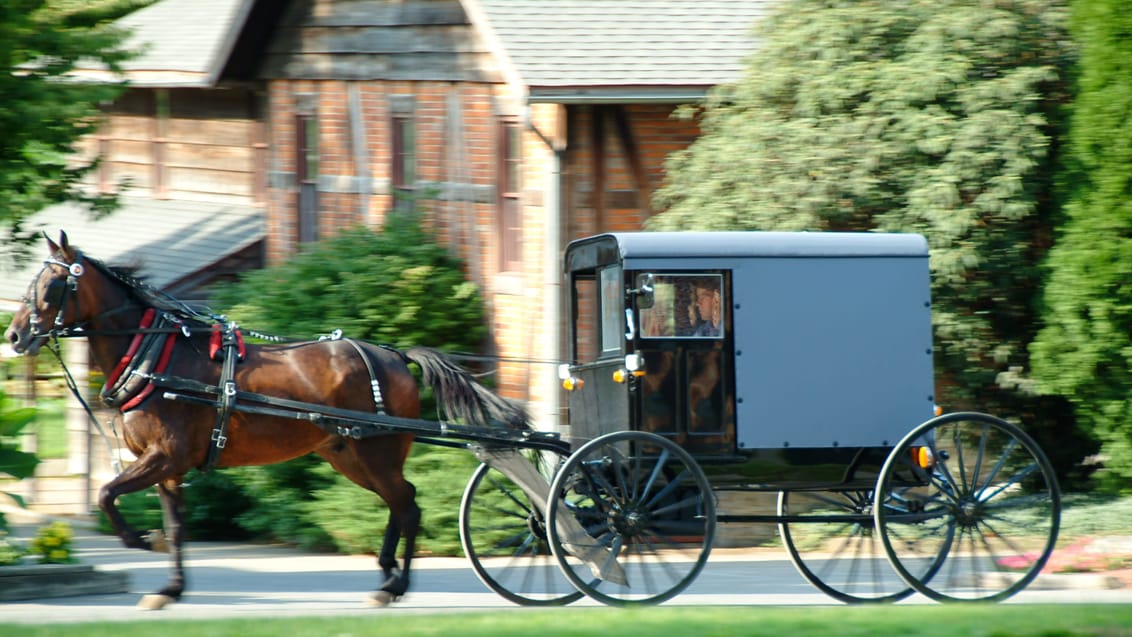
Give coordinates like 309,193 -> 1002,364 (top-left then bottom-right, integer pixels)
651,0 -> 1087,479
0,0 -> 141,251
1031,0 -> 1132,490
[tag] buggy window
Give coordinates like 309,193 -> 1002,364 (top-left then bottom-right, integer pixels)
599,266 -> 623,354
640,274 -> 724,339
571,265 -> 625,362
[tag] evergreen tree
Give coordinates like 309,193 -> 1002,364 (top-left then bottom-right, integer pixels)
1031,0 -> 1132,490
651,0 -> 1083,476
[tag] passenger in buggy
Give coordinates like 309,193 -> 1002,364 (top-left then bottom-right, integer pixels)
685,280 -> 721,337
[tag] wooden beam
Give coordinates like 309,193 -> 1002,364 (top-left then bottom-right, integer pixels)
612,106 -> 651,215
590,105 -> 605,232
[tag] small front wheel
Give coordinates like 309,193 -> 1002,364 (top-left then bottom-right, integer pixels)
874,412 -> 1060,602
546,430 -> 716,606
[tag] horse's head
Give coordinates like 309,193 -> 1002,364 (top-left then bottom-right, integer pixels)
5,231 -> 89,356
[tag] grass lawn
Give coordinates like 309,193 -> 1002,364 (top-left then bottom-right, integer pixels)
1,605 -> 1129,637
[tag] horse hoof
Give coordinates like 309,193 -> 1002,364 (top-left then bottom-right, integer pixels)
366,590 -> 398,607
145,529 -> 170,553
137,594 -> 174,610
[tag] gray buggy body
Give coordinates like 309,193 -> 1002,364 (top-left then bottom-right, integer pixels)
562,230 -> 935,487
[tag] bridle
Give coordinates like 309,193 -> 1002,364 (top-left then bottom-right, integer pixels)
19,252 -> 155,346
23,252 -> 89,342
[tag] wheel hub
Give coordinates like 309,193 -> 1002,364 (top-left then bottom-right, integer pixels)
954,498 -> 983,526
610,505 -> 650,536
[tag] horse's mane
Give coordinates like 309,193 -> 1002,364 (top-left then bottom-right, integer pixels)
82,254 -> 221,327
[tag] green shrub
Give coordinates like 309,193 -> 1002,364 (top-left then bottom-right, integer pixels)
27,521 -> 75,564
212,218 -> 487,349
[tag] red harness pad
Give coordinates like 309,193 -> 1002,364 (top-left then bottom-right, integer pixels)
209,324 -> 246,361
104,308 -> 157,390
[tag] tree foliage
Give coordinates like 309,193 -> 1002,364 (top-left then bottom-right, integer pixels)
652,0 -> 1080,462
1031,0 -> 1132,490
0,0 -> 140,249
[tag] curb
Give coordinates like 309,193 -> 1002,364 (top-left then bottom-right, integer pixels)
0,563 -> 130,602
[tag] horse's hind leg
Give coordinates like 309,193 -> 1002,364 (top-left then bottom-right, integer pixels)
374,482 -> 419,605
377,514 -> 401,585
318,439 -> 419,606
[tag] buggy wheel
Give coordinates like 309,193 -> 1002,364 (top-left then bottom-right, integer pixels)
546,430 -> 716,606
459,448 -> 584,606
875,412 -> 1061,602
778,489 -> 917,603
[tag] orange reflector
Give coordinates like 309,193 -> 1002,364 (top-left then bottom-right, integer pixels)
934,404 -> 943,417
913,446 -> 935,469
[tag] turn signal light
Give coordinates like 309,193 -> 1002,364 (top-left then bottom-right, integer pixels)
612,369 -> 628,383
912,446 -> 935,469
562,377 -> 584,392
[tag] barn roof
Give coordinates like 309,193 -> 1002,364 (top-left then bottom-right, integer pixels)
462,0 -> 780,103
0,197 -> 263,309
71,0 -> 257,87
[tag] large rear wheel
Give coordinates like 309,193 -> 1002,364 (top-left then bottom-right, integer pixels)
546,431 -> 716,606
874,412 -> 1060,602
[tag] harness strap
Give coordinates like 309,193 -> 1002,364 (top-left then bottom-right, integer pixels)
343,338 -> 385,413
201,323 -> 241,472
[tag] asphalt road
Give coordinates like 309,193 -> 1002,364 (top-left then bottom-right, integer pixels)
2,526 -> 1131,624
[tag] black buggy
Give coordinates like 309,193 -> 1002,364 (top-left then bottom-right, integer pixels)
459,231 -> 1060,606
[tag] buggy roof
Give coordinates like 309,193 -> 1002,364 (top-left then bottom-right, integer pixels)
565,231 -> 928,272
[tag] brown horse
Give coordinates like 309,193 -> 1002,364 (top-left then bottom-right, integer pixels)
4,232 -> 525,609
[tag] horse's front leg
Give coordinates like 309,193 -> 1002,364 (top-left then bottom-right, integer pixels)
136,480 -> 187,610
97,449 -> 177,551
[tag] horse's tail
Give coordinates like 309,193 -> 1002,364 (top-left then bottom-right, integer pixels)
400,346 -> 529,430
